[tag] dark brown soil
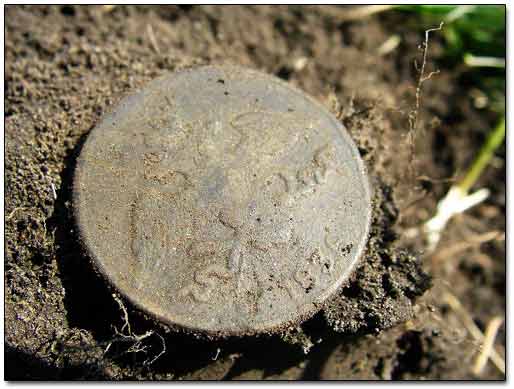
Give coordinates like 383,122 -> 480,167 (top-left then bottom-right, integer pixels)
5,5 -> 505,380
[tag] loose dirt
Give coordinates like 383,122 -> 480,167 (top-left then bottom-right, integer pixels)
5,5 -> 505,380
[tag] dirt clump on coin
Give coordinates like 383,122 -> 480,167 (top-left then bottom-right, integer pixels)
5,5 -> 504,380
321,181 -> 431,335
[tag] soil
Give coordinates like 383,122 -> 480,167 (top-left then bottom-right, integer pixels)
5,5 -> 505,380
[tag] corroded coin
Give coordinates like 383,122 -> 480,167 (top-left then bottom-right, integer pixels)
73,65 -> 372,336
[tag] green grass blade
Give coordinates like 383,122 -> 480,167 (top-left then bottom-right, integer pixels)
458,117 -> 505,193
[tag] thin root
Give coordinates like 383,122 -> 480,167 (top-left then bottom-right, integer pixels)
144,333 -> 166,366
104,294 -> 166,365
113,293 -> 131,335
6,207 -> 26,221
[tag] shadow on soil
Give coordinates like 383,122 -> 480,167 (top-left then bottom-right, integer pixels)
49,131 -> 120,341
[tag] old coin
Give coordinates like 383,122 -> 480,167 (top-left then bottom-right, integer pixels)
73,65 -> 371,336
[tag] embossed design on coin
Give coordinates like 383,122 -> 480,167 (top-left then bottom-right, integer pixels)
73,65 -> 372,336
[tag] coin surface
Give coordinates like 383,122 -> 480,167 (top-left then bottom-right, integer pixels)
73,65 -> 371,336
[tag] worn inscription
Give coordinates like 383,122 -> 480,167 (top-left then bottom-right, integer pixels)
131,117 -> 342,309
263,143 -> 338,204
173,143 -> 340,307
179,264 -> 233,303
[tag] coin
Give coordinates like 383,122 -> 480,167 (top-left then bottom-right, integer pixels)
73,65 -> 372,336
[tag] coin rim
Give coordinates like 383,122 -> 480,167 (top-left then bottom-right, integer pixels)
72,64 -> 372,337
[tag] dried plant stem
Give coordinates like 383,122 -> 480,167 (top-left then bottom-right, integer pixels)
320,5 -> 396,21
431,230 -> 502,263
472,316 -> 504,376
408,23 -> 443,149
147,24 -> 160,54
377,34 -> 401,56
443,292 -> 505,374
340,5 -> 396,20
